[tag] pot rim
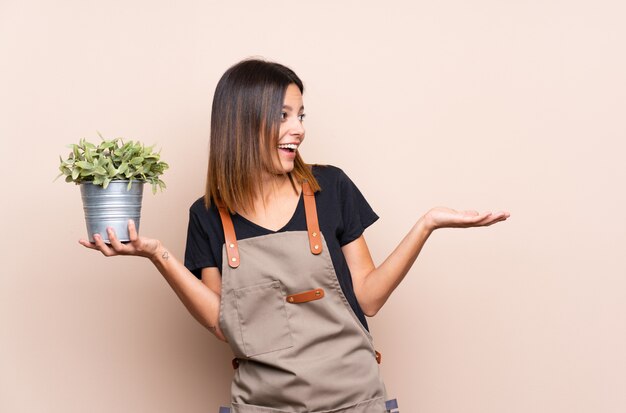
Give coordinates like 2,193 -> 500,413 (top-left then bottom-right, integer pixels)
79,180 -> 146,185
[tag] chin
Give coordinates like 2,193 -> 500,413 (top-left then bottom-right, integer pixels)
279,161 -> 295,173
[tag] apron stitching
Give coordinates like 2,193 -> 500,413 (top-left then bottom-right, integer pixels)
233,287 -> 249,356
233,280 -> 295,357
320,233 -> 375,344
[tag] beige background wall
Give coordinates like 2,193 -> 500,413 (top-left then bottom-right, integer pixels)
1,0 -> 624,412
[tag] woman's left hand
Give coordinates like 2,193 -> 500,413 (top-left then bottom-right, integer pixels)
422,207 -> 510,232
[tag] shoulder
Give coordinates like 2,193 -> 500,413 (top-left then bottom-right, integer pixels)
189,194 -> 220,214
189,195 -> 209,216
311,163 -> 345,177
188,195 -> 221,228
186,195 -> 225,248
310,163 -> 351,189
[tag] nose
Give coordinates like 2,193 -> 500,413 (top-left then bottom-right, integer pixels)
289,117 -> 305,137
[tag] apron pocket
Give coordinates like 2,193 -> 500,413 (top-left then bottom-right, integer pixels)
234,280 -> 294,357
231,402 -> 291,413
322,397 -> 386,412
231,397 -> 385,413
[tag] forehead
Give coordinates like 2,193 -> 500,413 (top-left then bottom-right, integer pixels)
283,83 -> 303,108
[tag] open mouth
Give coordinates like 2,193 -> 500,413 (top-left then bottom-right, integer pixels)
277,143 -> 298,153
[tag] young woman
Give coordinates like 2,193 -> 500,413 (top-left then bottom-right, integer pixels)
80,58 -> 510,413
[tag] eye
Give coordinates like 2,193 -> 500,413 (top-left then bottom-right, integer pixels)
280,112 -> 306,122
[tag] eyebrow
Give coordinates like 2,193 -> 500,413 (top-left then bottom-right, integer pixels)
282,105 -> 305,111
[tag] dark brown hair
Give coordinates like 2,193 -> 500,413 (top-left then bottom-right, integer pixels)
204,58 -> 321,214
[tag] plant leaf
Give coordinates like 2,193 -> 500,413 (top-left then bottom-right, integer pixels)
130,156 -> 144,165
75,161 -> 93,169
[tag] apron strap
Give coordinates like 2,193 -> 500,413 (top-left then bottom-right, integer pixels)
302,180 -> 322,255
215,198 -> 240,268
216,180 -> 322,268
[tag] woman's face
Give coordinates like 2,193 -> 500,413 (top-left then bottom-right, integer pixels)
272,83 -> 305,174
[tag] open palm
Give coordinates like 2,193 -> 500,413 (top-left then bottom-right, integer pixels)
424,207 -> 510,230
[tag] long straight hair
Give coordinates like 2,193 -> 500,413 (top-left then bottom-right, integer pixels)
204,58 -> 321,214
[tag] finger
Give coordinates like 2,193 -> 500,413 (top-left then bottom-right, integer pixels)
489,211 -> 509,221
489,211 -> 510,219
481,214 -> 509,226
463,212 -> 497,227
463,210 -> 480,216
464,211 -> 492,222
78,239 -> 98,250
93,233 -> 115,256
128,219 -> 138,242
106,227 -> 127,253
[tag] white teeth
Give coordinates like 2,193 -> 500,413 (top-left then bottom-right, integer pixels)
277,143 -> 298,150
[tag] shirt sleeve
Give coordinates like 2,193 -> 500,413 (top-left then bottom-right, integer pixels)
183,205 -> 218,279
337,168 -> 380,247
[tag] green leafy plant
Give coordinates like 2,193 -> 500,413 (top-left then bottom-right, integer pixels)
55,133 -> 169,194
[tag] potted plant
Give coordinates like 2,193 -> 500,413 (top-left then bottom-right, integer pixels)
56,133 -> 169,243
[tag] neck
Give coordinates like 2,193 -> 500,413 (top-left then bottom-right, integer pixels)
257,171 -> 291,201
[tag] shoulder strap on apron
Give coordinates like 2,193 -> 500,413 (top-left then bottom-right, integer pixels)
216,180 -> 322,268
302,180 -> 322,255
215,198 -> 240,268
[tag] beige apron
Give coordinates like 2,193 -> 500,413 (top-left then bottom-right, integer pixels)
215,180 -> 399,413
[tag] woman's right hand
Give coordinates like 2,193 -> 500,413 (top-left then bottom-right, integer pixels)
78,219 -> 161,260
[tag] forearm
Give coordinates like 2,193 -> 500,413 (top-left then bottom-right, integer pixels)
149,245 -> 224,340
357,217 -> 433,316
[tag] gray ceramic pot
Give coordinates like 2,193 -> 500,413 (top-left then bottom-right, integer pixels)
80,180 -> 143,243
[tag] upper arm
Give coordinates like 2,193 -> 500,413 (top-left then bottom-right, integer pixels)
184,201 -> 222,277
201,267 -> 222,296
335,167 -> 379,247
341,234 -> 375,289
